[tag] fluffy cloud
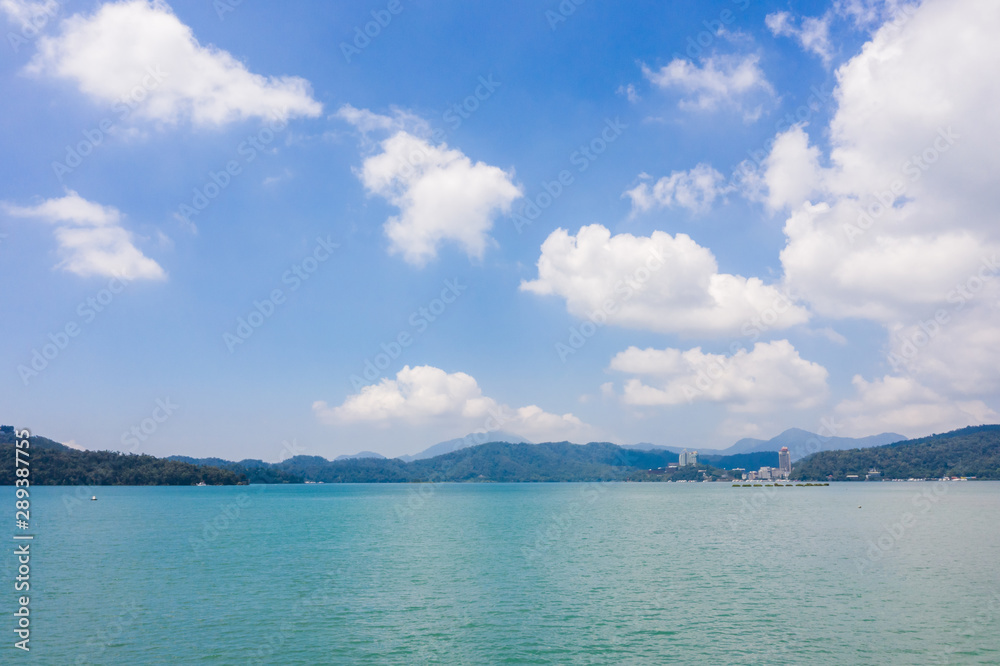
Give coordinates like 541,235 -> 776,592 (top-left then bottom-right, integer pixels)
610,340 -> 829,413
759,125 -> 823,211
642,55 -> 773,117
624,164 -> 729,214
766,12 -> 834,64
312,365 -> 593,443
885,279 -> 1000,396
27,0 -> 321,126
770,0 -> 1000,323
835,375 -> 998,437
3,191 -> 165,279
520,224 -> 809,337
340,106 -> 522,267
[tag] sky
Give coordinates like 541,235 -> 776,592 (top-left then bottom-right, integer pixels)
1,0 -> 998,462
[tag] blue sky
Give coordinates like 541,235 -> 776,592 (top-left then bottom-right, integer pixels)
2,0 -> 998,460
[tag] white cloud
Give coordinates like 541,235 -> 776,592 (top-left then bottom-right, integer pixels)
341,106 -> 522,267
617,83 -> 640,104
642,55 -> 773,116
1,0 -> 56,26
886,281 -> 1000,396
766,11 -> 834,64
520,224 -> 809,337
3,191 -> 165,280
836,375 -> 998,437
768,0 -> 1000,324
27,0 -> 321,126
610,340 -> 829,413
312,365 -> 594,443
761,125 -> 823,211
334,104 -> 429,137
834,0 -> 913,28
624,164 -> 729,214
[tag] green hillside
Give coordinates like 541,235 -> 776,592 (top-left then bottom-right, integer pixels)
790,425 -> 1000,480
0,426 -> 246,486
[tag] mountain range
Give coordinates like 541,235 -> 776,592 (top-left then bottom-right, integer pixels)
628,428 -> 906,461
3,424 -> 998,485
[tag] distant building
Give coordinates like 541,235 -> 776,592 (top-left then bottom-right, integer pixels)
778,447 -> 791,477
758,466 -> 773,481
678,449 -> 699,467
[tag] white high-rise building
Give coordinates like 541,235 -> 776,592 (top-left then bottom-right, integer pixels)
778,446 -> 791,477
678,449 -> 699,467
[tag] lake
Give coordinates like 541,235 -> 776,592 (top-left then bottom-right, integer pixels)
4,482 -> 999,664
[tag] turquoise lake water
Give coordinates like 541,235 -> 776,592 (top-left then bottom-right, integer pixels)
3,482 -> 999,664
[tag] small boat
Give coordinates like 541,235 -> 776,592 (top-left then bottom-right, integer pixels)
196,481 -> 207,486
91,496 -> 97,501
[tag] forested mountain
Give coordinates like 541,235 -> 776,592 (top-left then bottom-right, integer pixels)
790,425 -> 1000,480
0,426 -> 245,486
9,423 -> 997,485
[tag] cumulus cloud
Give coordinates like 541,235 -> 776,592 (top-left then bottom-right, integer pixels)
761,125 -> 824,211
624,164 -> 729,214
766,11 -> 834,64
766,0 -> 1000,324
3,190 -> 165,280
340,106 -> 522,267
885,279 -> 1000,396
27,0 -> 321,126
835,375 -> 998,437
610,340 -> 829,413
642,55 -> 773,117
520,224 -> 809,337
312,365 -> 594,443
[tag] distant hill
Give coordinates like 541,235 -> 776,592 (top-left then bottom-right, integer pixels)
264,441 -> 731,483
397,430 -> 532,462
700,451 -> 779,471
172,440 -> 740,483
334,451 -> 386,461
168,455 -> 303,484
791,425 -> 1000,480
631,428 -> 907,461
1,428 -> 246,486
